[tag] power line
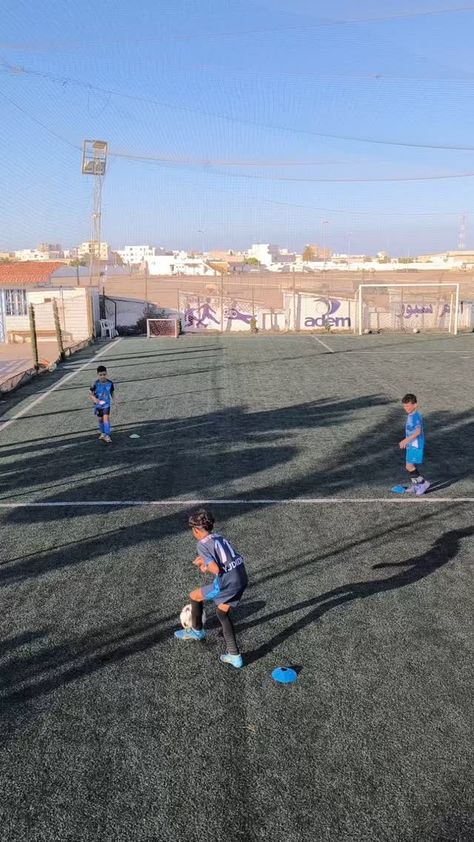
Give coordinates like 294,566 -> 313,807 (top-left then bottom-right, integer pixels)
0,78 -> 469,221
111,152 -> 474,183
3,81 -> 474,185
0,87 -> 80,151
103,150 -> 345,167
4,60 -> 474,152
0,6 -> 473,51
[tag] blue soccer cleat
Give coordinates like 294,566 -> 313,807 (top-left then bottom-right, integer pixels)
220,653 -> 244,669
174,628 -> 206,641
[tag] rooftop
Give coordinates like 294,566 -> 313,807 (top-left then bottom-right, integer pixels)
0,261 -> 64,286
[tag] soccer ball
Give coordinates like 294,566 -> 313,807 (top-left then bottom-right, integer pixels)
412,328 -> 420,334
180,603 -> 206,630
363,328 -> 371,335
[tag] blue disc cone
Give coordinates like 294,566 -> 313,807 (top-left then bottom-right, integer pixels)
272,667 -> 298,684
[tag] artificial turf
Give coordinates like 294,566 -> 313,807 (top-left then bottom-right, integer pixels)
0,334 -> 473,841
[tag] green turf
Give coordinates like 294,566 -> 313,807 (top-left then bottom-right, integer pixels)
0,334 -> 473,841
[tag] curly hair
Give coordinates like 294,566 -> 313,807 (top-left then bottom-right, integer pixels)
188,508 -> 215,532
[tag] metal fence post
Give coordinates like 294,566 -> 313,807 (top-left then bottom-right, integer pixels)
52,299 -> 65,359
28,304 -> 40,371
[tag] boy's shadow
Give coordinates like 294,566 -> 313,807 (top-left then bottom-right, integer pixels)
242,526 -> 473,666
206,600 -> 266,633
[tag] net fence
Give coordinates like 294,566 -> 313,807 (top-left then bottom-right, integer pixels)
358,284 -> 462,334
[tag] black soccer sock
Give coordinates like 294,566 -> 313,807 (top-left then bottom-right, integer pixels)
408,467 -> 424,483
216,608 -> 239,655
191,599 -> 203,631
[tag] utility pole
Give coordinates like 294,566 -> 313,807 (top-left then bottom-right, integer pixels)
144,261 -> 149,312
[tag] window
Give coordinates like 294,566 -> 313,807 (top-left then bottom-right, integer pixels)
5,289 -> 28,316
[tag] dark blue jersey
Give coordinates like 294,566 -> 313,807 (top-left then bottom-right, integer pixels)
197,533 -> 248,600
90,378 -> 114,409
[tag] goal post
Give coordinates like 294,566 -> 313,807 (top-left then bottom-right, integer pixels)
356,283 -> 460,335
146,318 -> 180,338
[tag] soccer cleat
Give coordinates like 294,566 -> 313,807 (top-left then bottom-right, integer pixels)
103,435 -> 112,444
220,653 -> 244,669
405,484 -> 417,493
415,480 -> 431,496
98,433 -> 106,441
174,628 -> 206,641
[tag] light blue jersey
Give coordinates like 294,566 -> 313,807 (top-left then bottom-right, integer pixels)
405,410 -> 424,463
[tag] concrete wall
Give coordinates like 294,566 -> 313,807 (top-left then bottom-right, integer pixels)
5,287 -> 97,344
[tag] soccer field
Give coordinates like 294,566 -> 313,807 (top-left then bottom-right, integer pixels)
0,333 -> 473,842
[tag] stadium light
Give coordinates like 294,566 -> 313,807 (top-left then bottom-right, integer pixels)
81,140 -> 108,288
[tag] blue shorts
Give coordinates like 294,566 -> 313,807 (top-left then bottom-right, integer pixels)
94,405 -> 111,418
406,445 -> 423,465
200,582 -> 246,609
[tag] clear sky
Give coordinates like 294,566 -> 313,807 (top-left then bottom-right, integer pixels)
2,0 -> 474,254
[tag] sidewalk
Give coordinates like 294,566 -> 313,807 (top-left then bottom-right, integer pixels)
0,340 -> 61,389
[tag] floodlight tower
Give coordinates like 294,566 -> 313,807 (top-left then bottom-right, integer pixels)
81,140 -> 108,286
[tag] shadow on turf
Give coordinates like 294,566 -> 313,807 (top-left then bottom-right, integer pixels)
1,396 -> 473,586
0,393 -> 393,493
242,525 -> 474,666
0,601 -> 265,707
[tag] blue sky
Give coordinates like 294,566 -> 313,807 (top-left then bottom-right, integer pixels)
1,0 -> 474,254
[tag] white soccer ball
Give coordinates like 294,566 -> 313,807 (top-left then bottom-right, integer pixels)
363,328 -> 371,335
180,603 -> 206,630
412,327 -> 420,334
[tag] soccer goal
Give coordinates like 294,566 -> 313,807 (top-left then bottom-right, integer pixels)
356,283 -> 460,335
146,318 -> 180,338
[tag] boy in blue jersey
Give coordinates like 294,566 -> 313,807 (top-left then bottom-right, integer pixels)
175,509 -> 248,669
89,365 -> 114,443
399,393 -> 430,495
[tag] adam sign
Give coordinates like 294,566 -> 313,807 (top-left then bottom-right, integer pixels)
299,295 -> 353,329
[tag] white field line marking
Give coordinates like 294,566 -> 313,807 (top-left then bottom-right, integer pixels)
0,497 -> 473,507
0,338 -> 121,435
312,336 -> 334,353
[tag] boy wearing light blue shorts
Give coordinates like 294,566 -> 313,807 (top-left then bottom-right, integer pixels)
399,393 -> 430,495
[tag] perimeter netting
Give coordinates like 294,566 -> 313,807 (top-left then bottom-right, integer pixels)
146,318 -> 180,338
357,284 -> 460,334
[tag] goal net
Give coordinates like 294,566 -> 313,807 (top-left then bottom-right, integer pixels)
146,318 -> 179,338
357,283 -> 460,335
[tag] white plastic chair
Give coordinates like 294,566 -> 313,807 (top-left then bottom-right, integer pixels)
100,319 -> 118,338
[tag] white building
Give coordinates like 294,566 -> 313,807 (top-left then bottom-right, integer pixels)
77,241 -> 109,261
117,245 -> 157,265
146,253 -> 217,276
173,258 -> 218,276
15,249 -> 52,262
146,254 -> 175,275
247,244 -> 273,267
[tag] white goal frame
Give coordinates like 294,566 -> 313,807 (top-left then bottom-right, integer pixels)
146,318 -> 179,338
357,283 -> 460,336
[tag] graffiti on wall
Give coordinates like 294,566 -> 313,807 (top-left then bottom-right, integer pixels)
182,296 -> 256,331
